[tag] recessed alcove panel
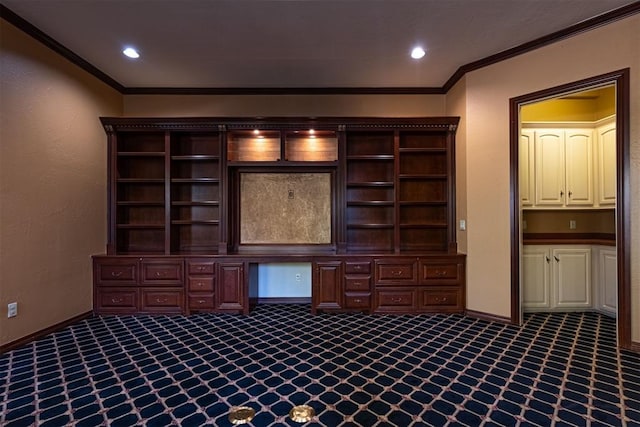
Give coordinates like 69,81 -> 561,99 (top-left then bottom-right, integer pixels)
240,173 -> 331,244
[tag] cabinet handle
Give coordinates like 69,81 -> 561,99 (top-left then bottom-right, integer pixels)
435,270 -> 447,277
196,282 -> 204,288
155,271 -> 167,278
111,271 -> 123,278
560,191 -> 564,197
391,297 -> 403,303
197,299 -> 206,305
554,256 -> 560,263
353,298 -> 362,303
435,297 -> 448,303
546,256 -> 550,263
111,297 -> 123,303
155,297 -> 167,303
353,265 -> 361,271
197,266 -> 206,271
391,270 -> 403,277
568,191 -> 573,198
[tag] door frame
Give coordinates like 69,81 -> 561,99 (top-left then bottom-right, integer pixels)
509,69 -> 632,350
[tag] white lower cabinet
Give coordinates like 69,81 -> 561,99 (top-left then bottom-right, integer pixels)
593,245 -> 617,316
523,245 -> 591,311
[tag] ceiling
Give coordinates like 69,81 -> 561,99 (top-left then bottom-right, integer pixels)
1,0 -> 637,92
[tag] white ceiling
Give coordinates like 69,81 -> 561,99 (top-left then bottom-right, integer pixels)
1,0 -> 636,90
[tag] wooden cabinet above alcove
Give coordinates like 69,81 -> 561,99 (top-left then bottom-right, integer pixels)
100,116 -> 460,256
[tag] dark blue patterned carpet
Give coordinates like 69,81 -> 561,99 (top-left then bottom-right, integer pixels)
1,305 -> 638,426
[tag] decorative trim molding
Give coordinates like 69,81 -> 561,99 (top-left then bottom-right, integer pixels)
2,2 -> 638,95
465,309 -> 513,325
0,311 -> 93,354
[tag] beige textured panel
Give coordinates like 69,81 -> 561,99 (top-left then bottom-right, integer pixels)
240,173 -> 331,244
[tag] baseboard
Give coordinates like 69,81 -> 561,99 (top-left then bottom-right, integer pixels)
627,341 -> 640,354
465,309 -> 513,324
257,297 -> 312,305
0,311 -> 93,354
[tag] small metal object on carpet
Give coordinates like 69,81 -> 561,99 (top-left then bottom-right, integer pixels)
228,406 -> 256,425
289,405 -> 315,423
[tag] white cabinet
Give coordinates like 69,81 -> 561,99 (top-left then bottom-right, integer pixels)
593,246 -> 617,316
522,245 -> 591,311
596,121 -> 616,206
520,130 -> 534,207
534,129 -> 593,207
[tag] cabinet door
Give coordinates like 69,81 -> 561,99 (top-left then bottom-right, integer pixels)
553,247 -> 591,309
599,248 -> 617,315
312,261 -> 343,312
217,262 -> 245,312
520,130 -> 534,207
565,130 -> 593,206
522,246 -> 551,310
597,123 -> 616,206
535,130 -> 565,206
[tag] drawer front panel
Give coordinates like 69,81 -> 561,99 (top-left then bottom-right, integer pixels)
345,261 -> 371,275
344,293 -> 371,309
188,259 -> 215,275
188,277 -> 214,292
375,289 -> 415,311
95,288 -> 138,313
96,261 -> 137,285
375,260 -> 417,284
141,289 -> 184,312
188,295 -> 215,310
421,290 -> 463,310
421,264 -> 459,281
345,276 -> 371,291
141,262 -> 183,285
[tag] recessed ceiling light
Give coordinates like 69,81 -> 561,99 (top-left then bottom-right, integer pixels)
411,46 -> 426,59
122,47 -> 140,59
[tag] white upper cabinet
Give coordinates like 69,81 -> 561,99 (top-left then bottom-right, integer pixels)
564,129 -> 594,206
533,129 -> 593,207
597,121 -> 617,206
520,130 -> 534,207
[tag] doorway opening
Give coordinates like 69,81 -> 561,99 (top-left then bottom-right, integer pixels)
509,69 -> 631,350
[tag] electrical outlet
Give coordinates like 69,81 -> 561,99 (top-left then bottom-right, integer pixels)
7,302 -> 17,318
295,273 -> 302,282
570,220 -> 577,230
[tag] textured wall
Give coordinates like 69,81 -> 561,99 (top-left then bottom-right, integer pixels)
240,173 -> 331,244
0,20 -> 122,346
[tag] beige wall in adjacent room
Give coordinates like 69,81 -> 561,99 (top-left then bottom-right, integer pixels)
0,20 -> 122,346
450,14 -> 639,340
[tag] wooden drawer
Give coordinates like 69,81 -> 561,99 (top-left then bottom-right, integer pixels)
141,261 -> 183,286
375,289 -> 416,312
95,288 -> 138,313
95,259 -> 137,286
188,295 -> 215,310
141,289 -> 184,313
420,262 -> 461,285
344,293 -> 371,309
420,289 -> 463,311
345,276 -> 371,291
345,261 -> 371,275
188,277 -> 214,292
187,259 -> 215,275
375,259 -> 418,285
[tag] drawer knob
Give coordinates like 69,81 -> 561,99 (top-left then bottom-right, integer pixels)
111,271 -> 123,278
111,297 -> 123,303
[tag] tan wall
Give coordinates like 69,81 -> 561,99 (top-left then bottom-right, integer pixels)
124,94 -> 445,117
0,21 -> 122,346
452,14 -> 639,340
